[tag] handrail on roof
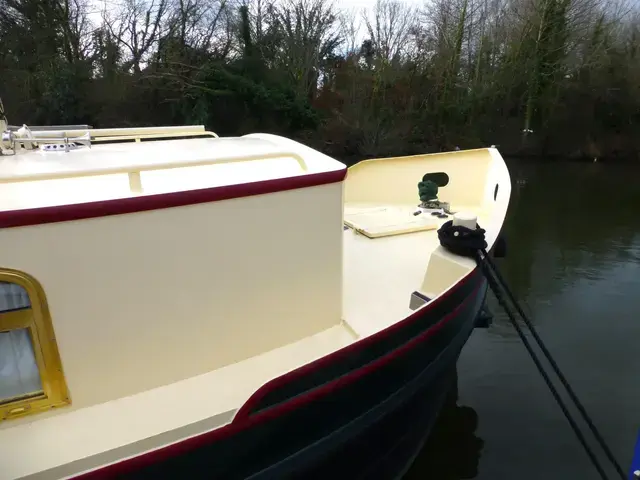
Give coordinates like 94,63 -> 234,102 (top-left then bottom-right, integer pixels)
27,125 -> 219,142
91,125 -> 218,140
1,125 -> 220,154
92,131 -> 219,143
0,149 -> 309,195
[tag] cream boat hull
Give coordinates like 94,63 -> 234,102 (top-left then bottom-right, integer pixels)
0,131 -> 510,479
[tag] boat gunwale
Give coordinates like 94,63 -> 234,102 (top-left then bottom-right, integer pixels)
234,270 -> 481,420
347,147 -> 495,172
245,286 -> 484,480
71,266 -> 480,480
0,169 -> 346,228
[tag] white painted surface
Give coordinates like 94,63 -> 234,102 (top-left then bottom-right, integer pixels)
343,147 -> 511,306
0,325 -> 356,480
342,208 -> 493,338
452,212 -> 478,229
0,134 -> 345,211
0,180 -> 345,411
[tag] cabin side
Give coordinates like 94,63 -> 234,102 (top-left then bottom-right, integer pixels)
0,132 -> 347,423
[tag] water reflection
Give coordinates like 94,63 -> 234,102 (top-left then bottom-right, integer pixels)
499,160 -> 640,303
415,159 -> 640,479
486,160 -> 640,341
404,374 -> 484,480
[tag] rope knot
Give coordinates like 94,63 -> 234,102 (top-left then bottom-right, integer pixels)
437,219 -> 487,257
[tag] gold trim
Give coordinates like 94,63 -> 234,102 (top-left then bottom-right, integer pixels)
0,309 -> 31,330
0,269 -> 70,421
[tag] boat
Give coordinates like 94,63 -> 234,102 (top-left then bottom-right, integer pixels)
0,112 -> 510,479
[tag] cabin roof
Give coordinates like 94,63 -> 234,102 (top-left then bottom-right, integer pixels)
0,135 -> 342,184
0,133 -> 347,227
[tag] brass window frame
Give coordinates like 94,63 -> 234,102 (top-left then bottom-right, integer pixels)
0,269 -> 70,421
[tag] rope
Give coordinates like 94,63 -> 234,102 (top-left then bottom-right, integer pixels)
437,220 -> 487,256
477,254 -> 609,480
482,252 -> 627,480
437,220 -> 626,480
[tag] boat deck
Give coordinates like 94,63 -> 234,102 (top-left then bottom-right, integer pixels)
0,325 -> 356,480
343,203 -> 482,337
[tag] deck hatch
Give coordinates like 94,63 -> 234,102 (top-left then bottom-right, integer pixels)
343,206 -> 440,238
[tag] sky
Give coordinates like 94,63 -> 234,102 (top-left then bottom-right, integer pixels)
86,0 -> 429,53
87,0 -> 428,25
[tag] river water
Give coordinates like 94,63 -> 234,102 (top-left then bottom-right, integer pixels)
405,160 -> 640,480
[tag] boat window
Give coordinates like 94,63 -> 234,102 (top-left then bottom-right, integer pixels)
0,274 -> 69,421
0,327 -> 43,401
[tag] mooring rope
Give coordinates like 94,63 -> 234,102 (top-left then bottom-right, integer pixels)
438,219 -> 626,480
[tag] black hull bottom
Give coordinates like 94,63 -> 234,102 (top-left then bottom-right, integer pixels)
80,271 -> 486,480
298,366 -> 457,480
279,302 -> 478,480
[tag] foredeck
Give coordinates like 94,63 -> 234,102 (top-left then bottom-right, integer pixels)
342,205 -> 486,338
